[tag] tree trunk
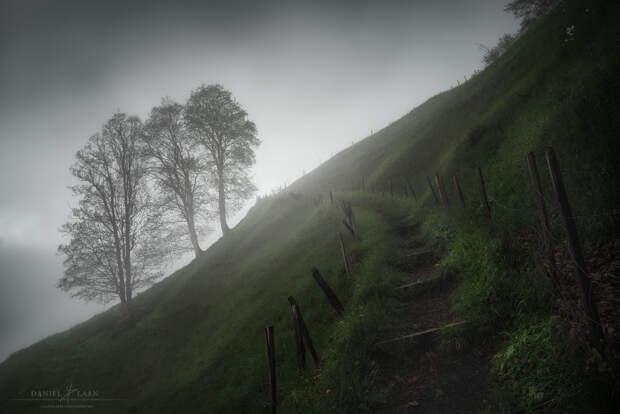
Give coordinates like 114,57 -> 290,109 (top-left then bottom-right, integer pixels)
217,169 -> 230,235
109,190 -> 127,306
125,295 -> 132,315
124,222 -> 132,305
118,281 -> 126,307
112,230 -> 127,305
183,175 -> 202,257
125,275 -> 132,306
186,210 -> 202,258
124,210 -> 133,306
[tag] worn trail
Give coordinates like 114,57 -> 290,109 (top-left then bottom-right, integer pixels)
373,226 -> 495,413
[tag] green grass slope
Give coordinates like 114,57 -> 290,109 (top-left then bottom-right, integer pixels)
0,194 -> 410,413
1,1 -> 619,412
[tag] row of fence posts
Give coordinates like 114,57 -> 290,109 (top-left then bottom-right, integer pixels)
263,146 -> 608,411
263,198 -> 359,412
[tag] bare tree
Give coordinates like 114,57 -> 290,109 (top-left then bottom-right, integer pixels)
185,84 -> 260,236
58,113 -> 170,310
143,99 -> 213,258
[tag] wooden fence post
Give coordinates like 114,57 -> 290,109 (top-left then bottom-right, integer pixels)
453,175 -> 465,208
340,201 -> 359,239
426,176 -> 439,204
264,326 -> 276,414
289,303 -> 305,370
526,152 -> 560,293
338,232 -> 351,280
311,267 -> 344,316
342,220 -> 357,239
405,178 -> 417,200
435,173 -> 449,206
288,296 -> 320,368
329,191 -> 334,205
475,166 -> 491,218
544,147 -> 606,354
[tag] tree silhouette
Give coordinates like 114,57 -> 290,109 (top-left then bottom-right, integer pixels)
58,113 -> 170,310
143,99 -> 213,257
185,84 -> 260,236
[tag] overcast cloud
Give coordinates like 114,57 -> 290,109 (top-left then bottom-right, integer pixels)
0,0 -> 518,361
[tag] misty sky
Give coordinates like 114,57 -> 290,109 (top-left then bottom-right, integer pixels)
0,0 -> 518,361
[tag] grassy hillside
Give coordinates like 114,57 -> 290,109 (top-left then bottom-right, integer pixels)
0,193 -> 410,412
293,0 -> 620,243
2,1 -> 619,412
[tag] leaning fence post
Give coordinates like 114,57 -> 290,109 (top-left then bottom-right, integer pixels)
338,232 -> 351,279
288,296 -> 320,368
311,267 -> 344,316
340,201 -> 360,239
329,191 -> 334,205
544,147 -> 606,354
475,166 -> 491,218
453,175 -> 465,208
435,173 -> 449,206
405,178 -> 417,200
526,152 -> 560,293
289,303 -> 305,370
264,326 -> 276,414
342,220 -> 357,239
426,176 -> 439,204
348,203 -> 356,232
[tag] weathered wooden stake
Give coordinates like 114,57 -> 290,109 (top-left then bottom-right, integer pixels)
340,201 -> 359,239
406,178 -> 417,200
264,326 -> 276,414
453,175 -> 465,208
338,232 -> 351,279
288,296 -> 320,368
475,166 -> 491,218
342,220 -> 357,239
526,152 -> 560,293
289,303 -> 305,370
435,173 -> 449,206
348,203 -> 356,232
311,267 -> 344,316
329,190 -> 334,205
544,147 -> 606,354
426,176 -> 439,204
